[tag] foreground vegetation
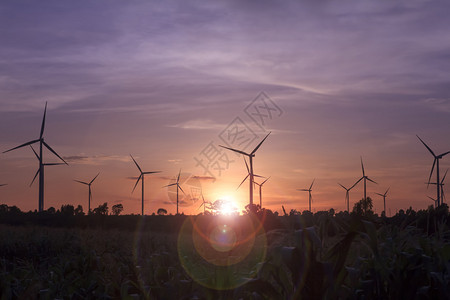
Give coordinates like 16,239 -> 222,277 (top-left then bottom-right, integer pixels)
0,201 -> 449,299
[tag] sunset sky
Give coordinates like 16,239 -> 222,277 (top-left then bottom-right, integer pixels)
1,0 -> 450,215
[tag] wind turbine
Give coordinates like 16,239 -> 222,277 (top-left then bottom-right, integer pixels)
220,132 -> 271,206
375,188 -> 390,215
417,135 -> 450,206
338,178 -> 362,212
254,177 -> 270,208
428,169 -> 448,205
130,155 -> 161,215
428,196 -> 438,208
297,179 -> 315,212
198,194 -> 210,214
163,169 -> 185,215
74,173 -> 99,214
356,157 -> 377,200
3,102 -> 68,212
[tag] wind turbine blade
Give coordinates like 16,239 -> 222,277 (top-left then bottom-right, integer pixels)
178,184 -> 186,195
143,171 -> 161,175
428,196 -> 436,201
385,187 -> 390,196
30,145 -> 40,160
366,177 -> 377,184
90,173 -> 100,184
244,157 -> 250,173
375,193 -> 384,196
74,180 -> 89,185
42,141 -> 68,165
360,156 -> 365,176
219,145 -> 250,156
251,132 -> 271,155
130,155 -> 142,173
30,169 -> 40,187
219,145 -> 249,156
441,169 -> 449,184
338,183 -> 347,190
351,177 -> 363,190
40,102 -> 47,139
261,176 -> 270,185
44,163 -> 65,166
439,150 -> 450,157
310,179 -> 315,190
3,139 -> 40,153
297,189 -> 309,191
428,159 -> 436,187
177,169 -> 181,183
0,184 -> 7,187
416,135 -> 436,157
162,183 -> 177,188
132,174 -> 142,193
253,174 -> 265,178
237,174 -> 249,190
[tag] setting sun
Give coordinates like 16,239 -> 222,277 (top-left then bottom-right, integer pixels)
213,196 -> 239,215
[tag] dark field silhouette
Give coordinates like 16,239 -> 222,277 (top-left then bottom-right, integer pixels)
0,202 -> 449,299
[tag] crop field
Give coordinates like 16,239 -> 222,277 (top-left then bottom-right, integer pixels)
0,207 -> 450,299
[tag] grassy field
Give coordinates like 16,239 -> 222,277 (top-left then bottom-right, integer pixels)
0,207 -> 449,299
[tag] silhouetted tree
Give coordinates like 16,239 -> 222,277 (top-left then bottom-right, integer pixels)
353,197 -> 373,216
111,204 -> 123,216
60,204 -> 75,216
0,204 -> 8,213
93,202 -> 108,215
74,205 -> 84,216
47,207 -> 56,214
157,208 -> 167,215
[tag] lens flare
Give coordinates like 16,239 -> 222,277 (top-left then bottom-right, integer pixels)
178,214 -> 267,290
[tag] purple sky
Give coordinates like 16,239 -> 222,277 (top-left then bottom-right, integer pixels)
1,0 -> 450,215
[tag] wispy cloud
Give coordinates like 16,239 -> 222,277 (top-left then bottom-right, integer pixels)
63,154 -> 130,165
168,119 -> 226,130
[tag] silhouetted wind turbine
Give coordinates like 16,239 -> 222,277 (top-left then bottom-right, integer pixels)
357,157 -> 377,200
429,169 -> 448,205
130,155 -> 161,215
163,169 -> 185,215
338,178 -> 362,212
254,177 -> 270,208
375,188 -> 390,215
220,132 -> 271,206
198,194 -> 210,214
428,196 -> 438,208
417,135 -> 450,207
298,179 -> 315,212
3,102 -> 68,211
74,173 -> 99,214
